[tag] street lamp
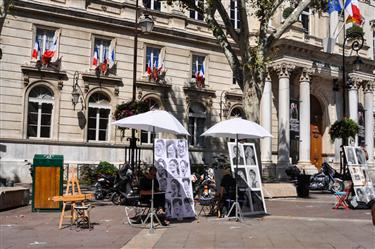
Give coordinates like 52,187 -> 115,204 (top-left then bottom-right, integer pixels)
341,30 -> 364,115
129,0 -> 154,172
71,71 -> 86,110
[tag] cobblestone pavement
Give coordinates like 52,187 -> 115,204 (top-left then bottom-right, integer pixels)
1,193 -> 374,249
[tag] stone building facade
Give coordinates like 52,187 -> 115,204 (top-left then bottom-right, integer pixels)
0,0 -> 374,183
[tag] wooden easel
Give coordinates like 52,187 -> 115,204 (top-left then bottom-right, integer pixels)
51,167 -> 93,229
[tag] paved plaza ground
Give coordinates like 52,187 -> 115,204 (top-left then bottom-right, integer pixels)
1,192 -> 374,249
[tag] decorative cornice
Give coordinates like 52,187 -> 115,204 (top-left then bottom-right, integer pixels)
81,73 -> 123,87
21,65 -> 68,81
273,63 -> 295,79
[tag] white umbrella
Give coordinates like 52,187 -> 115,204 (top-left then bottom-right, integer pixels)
201,118 -> 271,221
201,118 -> 272,139
112,110 -> 189,135
112,110 -> 189,232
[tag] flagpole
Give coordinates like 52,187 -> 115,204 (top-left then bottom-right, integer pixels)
342,2 -> 347,117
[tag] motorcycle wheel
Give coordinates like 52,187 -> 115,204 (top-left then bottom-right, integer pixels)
329,179 -> 344,193
111,192 -> 123,205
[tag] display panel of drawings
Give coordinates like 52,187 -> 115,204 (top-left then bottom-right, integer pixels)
227,142 -> 267,215
345,146 -> 375,204
154,139 -> 195,219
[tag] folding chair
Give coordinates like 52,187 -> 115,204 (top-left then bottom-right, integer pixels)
333,189 -> 350,210
124,195 -> 151,226
197,197 -> 214,216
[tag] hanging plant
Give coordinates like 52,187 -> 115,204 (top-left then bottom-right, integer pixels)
113,100 -> 149,121
329,117 -> 359,144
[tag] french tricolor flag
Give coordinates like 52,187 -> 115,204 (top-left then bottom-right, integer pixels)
92,47 -> 99,66
345,0 -> 363,25
108,48 -> 115,67
146,60 -> 152,75
43,34 -> 58,60
32,40 -> 40,59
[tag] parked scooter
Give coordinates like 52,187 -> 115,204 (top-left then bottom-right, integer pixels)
309,162 -> 344,193
111,164 -> 136,205
94,174 -> 115,200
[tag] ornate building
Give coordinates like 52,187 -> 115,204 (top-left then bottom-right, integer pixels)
0,0 -> 374,183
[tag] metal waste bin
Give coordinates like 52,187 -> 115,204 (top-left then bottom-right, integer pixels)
296,174 -> 310,198
32,154 -> 63,212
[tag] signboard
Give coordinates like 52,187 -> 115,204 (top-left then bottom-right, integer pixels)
154,139 -> 195,219
227,142 -> 267,215
290,99 -> 299,137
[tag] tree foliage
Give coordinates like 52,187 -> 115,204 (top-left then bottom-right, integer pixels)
164,0 -> 326,122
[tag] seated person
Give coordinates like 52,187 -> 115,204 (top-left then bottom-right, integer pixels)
217,168 -> 236,217
139,167 -> 166,210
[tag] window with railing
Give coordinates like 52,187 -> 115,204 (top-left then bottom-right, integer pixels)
189,0 -> 204,21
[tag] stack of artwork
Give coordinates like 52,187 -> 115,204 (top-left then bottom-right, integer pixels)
154,139 -> 195,219
227,142 -> 267,215
345,146 -> 375,203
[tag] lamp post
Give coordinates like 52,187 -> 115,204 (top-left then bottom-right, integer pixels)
129,0 -> 154,172
341,29 -> 364,116
71,71 -> 86,110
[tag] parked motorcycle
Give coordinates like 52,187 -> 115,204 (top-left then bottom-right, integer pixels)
309,162 -> 344,193
94,174 -> 115,200
111,165 -> 136,205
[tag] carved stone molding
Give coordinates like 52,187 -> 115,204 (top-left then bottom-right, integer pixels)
58,80 -> 63,90
273,63 -> 295,78
114,86 -> 119,96
21,65 -> 67,90
299,68 -> 313,82
348,76 -> 363,89
135,80 -> 172,100
363,81 -> 374,93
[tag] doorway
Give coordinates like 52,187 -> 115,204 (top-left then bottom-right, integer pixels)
310,95 -> 323,170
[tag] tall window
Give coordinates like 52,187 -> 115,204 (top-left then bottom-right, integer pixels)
143,0 -> 161,11
36,28 -> 56,56
145,47 -> 161,70
93,38 -> 110,65
230,0 -> 240,29
189,0 -> 203,21
188,103 -> 206,146
87,92 -> 111,142
140,98 -> 160,144
299,8 -> 310,34
191,54 -> 205,79
230,107 -> 245,118
373,31 -> 375,59
27,85 -> 54,138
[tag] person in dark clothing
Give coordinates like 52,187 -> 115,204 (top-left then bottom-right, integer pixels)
139,166 -> 166,209
217,169 -> 236,217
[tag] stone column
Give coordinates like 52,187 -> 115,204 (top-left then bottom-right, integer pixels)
275,63 -> 294,176
260,73 -> 273,170
297,69 -> 317,174
364,82 -> 374,165
348,77 -> 361,145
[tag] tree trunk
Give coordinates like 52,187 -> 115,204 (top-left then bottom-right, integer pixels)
242,77 -> 260,123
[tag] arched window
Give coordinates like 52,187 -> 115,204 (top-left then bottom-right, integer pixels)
140,98 -> 160,144
87,92 -> 111,142
230,107 -> 245,118
27,85 -> 54,138
188,103 -> 206,146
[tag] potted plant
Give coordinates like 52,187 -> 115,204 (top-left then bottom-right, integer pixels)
329,117 -> 359,145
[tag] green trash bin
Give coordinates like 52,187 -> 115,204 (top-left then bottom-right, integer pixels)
32,154 -> 64,212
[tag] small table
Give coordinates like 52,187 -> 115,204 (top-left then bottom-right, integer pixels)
74,204 -> 92,229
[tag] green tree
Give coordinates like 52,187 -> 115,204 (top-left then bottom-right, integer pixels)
165,0 -> 325,122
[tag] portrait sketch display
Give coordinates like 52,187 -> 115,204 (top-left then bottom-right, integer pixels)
154,139 -> 195,219
228,142 -> 267,215
344,146 -> 357,165
348,165 -> 366,186
229,144 -> 245,166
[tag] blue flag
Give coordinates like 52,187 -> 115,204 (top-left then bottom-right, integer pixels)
328,0 -> 342,14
